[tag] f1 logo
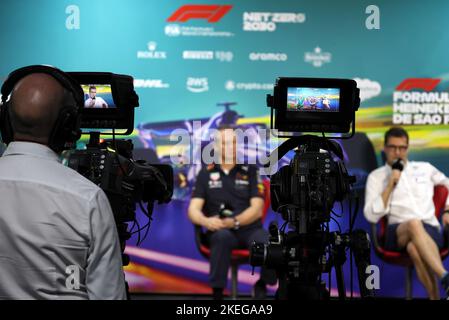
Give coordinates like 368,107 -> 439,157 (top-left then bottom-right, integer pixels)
167,5 -> 232,23
396,78 -> 441,91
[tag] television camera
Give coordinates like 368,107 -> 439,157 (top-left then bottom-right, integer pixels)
250,77 -> 373,299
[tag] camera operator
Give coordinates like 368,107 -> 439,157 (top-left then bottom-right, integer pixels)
188,125 -> 276,300
364,126 -> 449,299
0,68 -> 126,299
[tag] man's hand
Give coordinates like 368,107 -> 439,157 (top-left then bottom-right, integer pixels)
204,216 -> 225,232
222,217 -> 236,229
442,212 -> 449,227
389,169 -> 402,187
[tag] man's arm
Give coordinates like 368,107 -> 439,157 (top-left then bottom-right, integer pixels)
85,190 -> 126,300
381,170 -> 400,207
84,99 -> 94,108
99,97 -> 108,108
188,170 -> 225,232
187,197 -> 224,231
223,197 -> 263,228
364,171 -> 399,224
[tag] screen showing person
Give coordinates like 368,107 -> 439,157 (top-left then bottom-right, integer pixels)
287,87 -> 340,112
82,84 -> 115,108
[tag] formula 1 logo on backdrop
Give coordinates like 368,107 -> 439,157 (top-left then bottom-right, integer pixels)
165,4 -> 234,37
243,11 -> 306,32
187,77 -> 209,93
167,4 -> 232,23
393,78 -> 449,125
396,78 -> 440,92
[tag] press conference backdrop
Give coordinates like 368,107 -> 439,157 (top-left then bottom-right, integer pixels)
1,0 -> 449,298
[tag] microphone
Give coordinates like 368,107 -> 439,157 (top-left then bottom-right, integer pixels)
218,203 -> 234,218
392,158 -> 404,172
391,158 -> 404,188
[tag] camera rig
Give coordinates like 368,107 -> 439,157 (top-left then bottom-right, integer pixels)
250,78 -> 374,299
65,72 -> 174,297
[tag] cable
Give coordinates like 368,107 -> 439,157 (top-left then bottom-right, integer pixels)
331,208 -> 343,218
128,219 -> 137,233
130,201 -> 155,244
131,218 -> 142,246
327,222 -> 332,297
280,221 -> 288,234
349,194 -> 360,232
345,192 -> 353,299
139,202 -> 154,244
330,216 -> 341,233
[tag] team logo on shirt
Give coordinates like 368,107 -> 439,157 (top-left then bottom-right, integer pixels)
235,179 -> 249,186
235,172 -> 249,186
210,172 -> 220,181
209,172 -> 222,188
257,183 -> 265,196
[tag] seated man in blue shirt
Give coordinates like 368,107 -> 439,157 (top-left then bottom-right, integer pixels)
188,125 -> 276,299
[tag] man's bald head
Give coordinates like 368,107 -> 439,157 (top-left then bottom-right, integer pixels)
9,73 -> 72,145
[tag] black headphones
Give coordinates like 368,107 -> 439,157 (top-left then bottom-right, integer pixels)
0,65 -> 84,153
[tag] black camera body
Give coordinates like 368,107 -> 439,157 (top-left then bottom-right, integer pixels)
251,77 -> 372,300
67,137 -> 173,219
64,72 -> 174,271
67,72 -> 138,134
267,77 -> 360,134
271,138 -> 354,230
67,135 -> 173,255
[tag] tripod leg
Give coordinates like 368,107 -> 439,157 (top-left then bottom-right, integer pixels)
352,230 -> 375,298
276,272 -> 288,300
125,280 -> 130,300
335,264 -> 346,300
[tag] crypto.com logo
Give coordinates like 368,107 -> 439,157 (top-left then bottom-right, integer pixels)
167,5 -> 232,23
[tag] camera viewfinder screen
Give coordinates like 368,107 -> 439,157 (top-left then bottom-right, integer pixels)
287,87 -> 340,112
82,84 -> 116,108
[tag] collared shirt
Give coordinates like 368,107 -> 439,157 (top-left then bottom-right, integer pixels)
191,164 -> 265,229
84,96 -> 108,108
364,161 -> 449,228
0,142 -> 126,299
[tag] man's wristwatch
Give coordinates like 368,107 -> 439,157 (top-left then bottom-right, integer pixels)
233,218 -> 240,230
